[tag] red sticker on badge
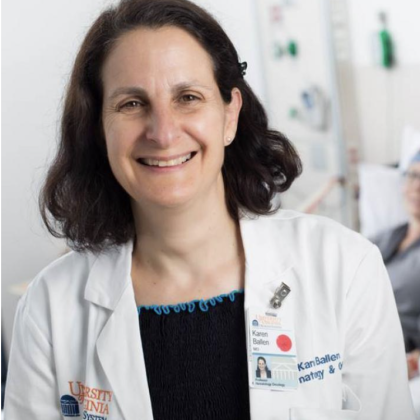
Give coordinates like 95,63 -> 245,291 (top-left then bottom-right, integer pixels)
276,334 -> 292,352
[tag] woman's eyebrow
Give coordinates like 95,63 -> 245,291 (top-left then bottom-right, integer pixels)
171,81 -> 213,93
108,81 -> 213,100
108,86 -> 147,101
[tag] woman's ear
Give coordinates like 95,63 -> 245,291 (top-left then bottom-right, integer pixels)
224,87 -> 243,146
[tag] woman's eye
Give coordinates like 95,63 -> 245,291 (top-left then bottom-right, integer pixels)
119,100 -> 143,111
180,94 -> 200,103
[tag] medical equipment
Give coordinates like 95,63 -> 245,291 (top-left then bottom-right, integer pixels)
373,12 -> 395,69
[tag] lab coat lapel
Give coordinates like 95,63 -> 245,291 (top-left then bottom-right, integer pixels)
96,287 -> 154,420
85,242 -> 154,420
240,214 -> 297,307
240,215 -> 299,420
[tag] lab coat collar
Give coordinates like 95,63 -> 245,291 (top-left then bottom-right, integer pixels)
240,213 -> 296,291
84,241 -> 134,310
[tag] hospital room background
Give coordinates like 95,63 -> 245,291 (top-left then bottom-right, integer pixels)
2,0 -> 420,412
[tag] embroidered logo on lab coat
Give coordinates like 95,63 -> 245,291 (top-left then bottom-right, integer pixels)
60,395 -> 80,417
68,381 -> 113,419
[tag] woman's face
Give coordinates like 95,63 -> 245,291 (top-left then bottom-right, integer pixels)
403,162 -> 420,219
258,359 -> 266,371
101,26 -> 242,212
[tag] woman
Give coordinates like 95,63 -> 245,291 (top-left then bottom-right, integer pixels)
4,0 -> 415,419
371,151 -> 420,415
256,357 -> 272,379
372,152 -> 420,358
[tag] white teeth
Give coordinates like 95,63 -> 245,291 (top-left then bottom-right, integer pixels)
142,153 -> 192,167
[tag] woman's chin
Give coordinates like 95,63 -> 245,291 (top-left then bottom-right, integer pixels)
132,192 -> 196,212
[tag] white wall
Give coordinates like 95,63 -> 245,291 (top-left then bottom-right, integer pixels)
1,0 -> 265,358
347,0 -> 420,164
254,0 -> 351,223
348,0 -> 420,66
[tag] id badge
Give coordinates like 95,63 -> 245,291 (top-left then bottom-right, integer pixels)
247,306 -> 298,391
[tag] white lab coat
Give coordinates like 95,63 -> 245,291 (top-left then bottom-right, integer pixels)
4,210 -> 416,420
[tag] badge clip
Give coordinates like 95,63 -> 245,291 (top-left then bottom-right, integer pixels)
270,282 -> 291,309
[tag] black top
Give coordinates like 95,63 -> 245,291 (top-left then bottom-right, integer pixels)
138,290 -> 251,420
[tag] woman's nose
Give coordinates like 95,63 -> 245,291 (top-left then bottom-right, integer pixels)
144,106 -> 181,148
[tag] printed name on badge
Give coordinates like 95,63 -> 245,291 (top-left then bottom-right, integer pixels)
247,307 -> 298,391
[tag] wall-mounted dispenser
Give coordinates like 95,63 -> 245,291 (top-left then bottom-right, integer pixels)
373,11 -> 395,69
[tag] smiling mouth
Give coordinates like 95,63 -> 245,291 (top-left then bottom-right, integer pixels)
137,151 -> 197,168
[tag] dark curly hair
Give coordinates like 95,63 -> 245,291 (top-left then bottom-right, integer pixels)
40,0 -> 302,253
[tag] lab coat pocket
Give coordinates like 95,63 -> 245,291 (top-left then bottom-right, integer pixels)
289,384 -> 361,420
